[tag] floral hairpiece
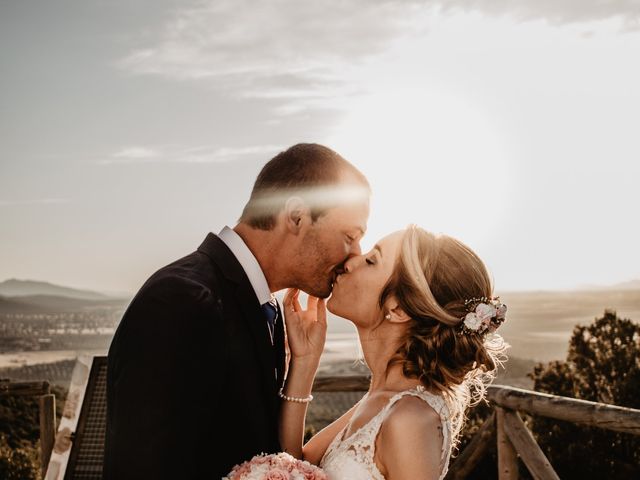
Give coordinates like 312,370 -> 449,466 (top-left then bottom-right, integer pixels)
458,296 -> 507,335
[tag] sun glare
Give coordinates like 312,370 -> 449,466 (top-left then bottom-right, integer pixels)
327,88 -> 514,248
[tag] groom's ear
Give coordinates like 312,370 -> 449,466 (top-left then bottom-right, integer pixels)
284,196 -> 309,233
385,299 -> 412,324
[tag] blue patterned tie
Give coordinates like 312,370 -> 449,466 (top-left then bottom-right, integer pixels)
261,300 -> 277,341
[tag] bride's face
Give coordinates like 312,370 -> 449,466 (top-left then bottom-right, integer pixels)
327,230 -> 404,323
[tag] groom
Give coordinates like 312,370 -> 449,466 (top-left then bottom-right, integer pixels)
103,143 -> 370,479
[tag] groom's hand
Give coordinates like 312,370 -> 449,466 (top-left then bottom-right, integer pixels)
283,288 -> 327,362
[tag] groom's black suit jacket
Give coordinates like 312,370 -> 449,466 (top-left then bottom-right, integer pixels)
104,233 -> 286,480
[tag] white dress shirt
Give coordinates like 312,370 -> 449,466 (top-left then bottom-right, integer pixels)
218,226 -> 273,305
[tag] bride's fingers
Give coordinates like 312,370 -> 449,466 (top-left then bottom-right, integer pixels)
316,299 -> 327,327
307,296 -> 318,313
284,288 -> 297,307
284,289 -> 302,319
292,290 -> 302,314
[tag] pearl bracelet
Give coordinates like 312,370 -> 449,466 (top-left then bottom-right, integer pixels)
278,387 -> 314,403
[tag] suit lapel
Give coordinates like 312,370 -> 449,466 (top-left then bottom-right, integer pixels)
197,233 -> 279,410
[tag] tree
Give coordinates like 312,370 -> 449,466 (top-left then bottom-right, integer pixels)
530,309 -> 640,479
0,384 -> 67,479
0,434 -> 39,480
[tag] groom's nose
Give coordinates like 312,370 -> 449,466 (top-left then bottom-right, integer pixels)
343,254 -> 363,273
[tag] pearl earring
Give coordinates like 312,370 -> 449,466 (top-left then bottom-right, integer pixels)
385,313 -> 391,320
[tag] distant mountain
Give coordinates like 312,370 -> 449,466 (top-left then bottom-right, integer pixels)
611,279 -> 640,290
0,294 -> 129,314
577,279 -> 640,291
0,278 -> 111,300
0,295 -> 49,314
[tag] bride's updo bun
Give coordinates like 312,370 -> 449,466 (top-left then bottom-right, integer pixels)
380,225 -> 508,440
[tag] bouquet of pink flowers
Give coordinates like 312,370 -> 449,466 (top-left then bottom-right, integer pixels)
223,452 -> 328,480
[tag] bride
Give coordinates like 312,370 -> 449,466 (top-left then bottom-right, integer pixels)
278,225 -> 508,480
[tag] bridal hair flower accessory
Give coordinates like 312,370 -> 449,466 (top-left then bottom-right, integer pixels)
223,452 -> 328,480
459,296 -> 507,335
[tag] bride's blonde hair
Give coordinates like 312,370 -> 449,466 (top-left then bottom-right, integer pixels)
380,225 -> 508,446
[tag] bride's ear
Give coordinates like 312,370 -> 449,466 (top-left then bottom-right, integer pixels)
384,298 -> 412,324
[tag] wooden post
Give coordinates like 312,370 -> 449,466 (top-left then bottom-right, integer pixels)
496,407 -> 519,480
0,380 -> 51,396
502,410 -> 560,480
39,393 -> 56,477
445,412 -> 496,479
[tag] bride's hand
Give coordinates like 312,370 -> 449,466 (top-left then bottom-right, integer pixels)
283,288 -> 327,362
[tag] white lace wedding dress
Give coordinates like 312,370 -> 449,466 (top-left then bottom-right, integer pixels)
319,385 -> 452,480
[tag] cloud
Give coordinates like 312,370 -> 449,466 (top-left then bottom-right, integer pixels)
441,0 -> 640,28
113,147 -> 160,160
117,0 -> 425,110
117,0 -> 638,114
99,144 -> 284,165
0,198 -> 71,207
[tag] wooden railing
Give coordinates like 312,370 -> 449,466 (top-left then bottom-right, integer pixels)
0,379 -> 56,477
311,376 -> 640,480
5,372 -> 640,479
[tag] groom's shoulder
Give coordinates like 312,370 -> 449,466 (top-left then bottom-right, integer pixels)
135,250 -> 223,309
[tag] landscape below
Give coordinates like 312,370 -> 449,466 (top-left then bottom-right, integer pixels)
1,279 -> 639,478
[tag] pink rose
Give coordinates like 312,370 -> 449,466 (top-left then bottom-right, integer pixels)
296,463 -> 328,480
271,452 -> 296,470
227,462 -> 251,478
236,465 -> 252,477
264,468 -> 290,480
251,455 -> 270,465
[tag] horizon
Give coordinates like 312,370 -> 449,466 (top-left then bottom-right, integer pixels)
2,275 -> 639,364
1,276 -> 639,300
2,1 -> 639,293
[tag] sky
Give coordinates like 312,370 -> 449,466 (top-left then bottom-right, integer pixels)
1,0 -> 639,295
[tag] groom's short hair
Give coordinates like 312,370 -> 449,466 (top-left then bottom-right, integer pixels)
240,143 -> 370,230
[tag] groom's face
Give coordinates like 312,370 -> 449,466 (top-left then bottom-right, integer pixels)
295,200 -> 369,298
